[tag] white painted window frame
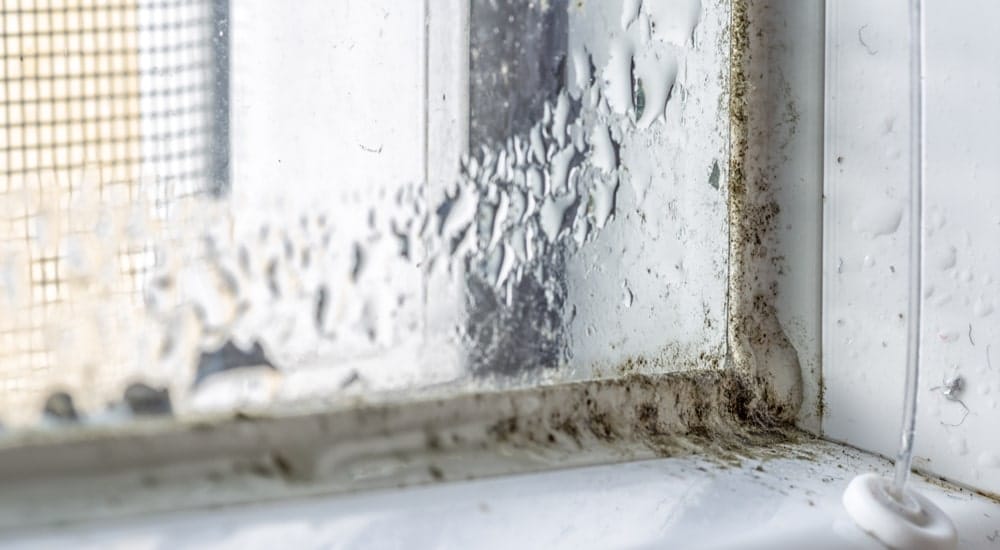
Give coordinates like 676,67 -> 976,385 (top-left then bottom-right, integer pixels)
0,0 -> 834,530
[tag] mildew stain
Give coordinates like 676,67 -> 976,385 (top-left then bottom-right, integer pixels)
726,0 -> 804,424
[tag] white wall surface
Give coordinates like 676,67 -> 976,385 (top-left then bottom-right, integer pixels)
824,0 -> 1000,495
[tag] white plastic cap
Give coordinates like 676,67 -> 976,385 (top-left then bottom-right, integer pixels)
842,473 -> 958,550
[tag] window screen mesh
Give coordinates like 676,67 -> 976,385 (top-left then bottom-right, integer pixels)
0,0 -> 219,415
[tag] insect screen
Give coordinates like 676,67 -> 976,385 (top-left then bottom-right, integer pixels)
0,0 -> 225,418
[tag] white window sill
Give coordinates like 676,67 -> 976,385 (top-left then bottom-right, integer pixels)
5,440 -> 998,549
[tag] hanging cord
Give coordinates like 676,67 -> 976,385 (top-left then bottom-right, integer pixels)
891,0 -> 925,500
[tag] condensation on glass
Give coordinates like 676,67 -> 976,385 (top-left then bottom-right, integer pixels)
0,0 -> 732,431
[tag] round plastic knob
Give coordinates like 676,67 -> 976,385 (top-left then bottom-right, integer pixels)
843,473 -> 957,550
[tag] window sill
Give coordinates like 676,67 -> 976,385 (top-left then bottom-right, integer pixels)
4,439 -> 998,549
0,371 -> 783,530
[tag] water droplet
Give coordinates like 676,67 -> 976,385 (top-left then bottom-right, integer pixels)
486,191 -> 510,252
437,184 -> 478,240
569,47 -> 592,98
495,242 -> 515,288
973,298 -> 994,317
949,436 -> 968,456
539,191 -> 579,242
632,49 -> 678,128
529,123 -> 546,163
603,37 -> 634,115
929,209 -> 946,230
621,0 -> 642,29
589,124 -> 618,173
631,64 -> 645,120
350,243 -> 365,282
527,167 -> 545,197
645,0 -> 701,46
851,203 -> 903,237
549,146 -> 578,194
977,451 -> 1000,469
932,245 -> 957,270
552,92 -> 571,149
591,177 -> 620,230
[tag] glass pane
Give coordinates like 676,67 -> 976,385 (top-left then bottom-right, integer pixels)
0,0 -> 733,433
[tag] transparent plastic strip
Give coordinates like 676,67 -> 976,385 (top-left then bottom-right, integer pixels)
891,0 -> 925,498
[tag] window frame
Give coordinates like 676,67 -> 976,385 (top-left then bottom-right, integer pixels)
0,0 -> 830,530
